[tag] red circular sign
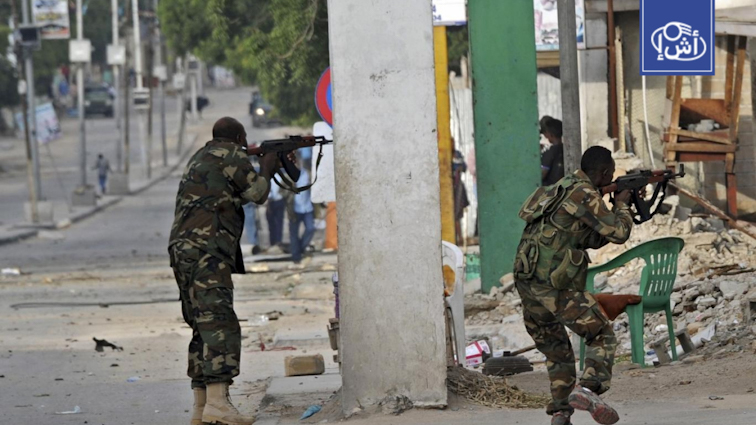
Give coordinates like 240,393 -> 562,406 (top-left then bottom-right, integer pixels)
314,67 -> 332,127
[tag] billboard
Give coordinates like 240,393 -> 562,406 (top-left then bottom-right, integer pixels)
534,0 -> 585,51
432,0 -> 466,27
15,103 -> 62,145
32,0 -> 71,40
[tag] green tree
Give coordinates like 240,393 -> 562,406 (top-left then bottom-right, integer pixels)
159,0 -> 328,125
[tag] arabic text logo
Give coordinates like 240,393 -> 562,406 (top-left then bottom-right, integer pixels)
651,22 -> 707,62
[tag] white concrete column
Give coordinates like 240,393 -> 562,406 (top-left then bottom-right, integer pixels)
327,0 -> 447,413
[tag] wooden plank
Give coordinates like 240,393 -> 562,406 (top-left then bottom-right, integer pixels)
729,36 -> 748,141
677,152 -> 727,162
726,152 -> 736,173
666,75 -> 674,99
680,98 -> 729,127
725,35 -> 736,109
664,142 -> 737,153
726,173 -> 738,219
671,129 -> 732,145
670,183 -> 753,233
668,76 -> 684,145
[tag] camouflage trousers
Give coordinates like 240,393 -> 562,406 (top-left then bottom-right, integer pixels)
516,280 -> 617,415
170,245 -> 241,389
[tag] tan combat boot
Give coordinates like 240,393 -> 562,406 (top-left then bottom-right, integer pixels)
191,388 -> 206,425
202,382 -> 255,425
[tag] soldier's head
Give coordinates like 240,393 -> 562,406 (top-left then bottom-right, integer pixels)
581,146 -> 615,187
213,117 -> 247,148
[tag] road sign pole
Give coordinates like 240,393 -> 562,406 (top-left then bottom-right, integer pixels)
112,0 -> 122,172
76,0 -> 87,188
22,0 -> 42,201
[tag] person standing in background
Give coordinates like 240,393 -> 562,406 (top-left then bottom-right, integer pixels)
289,157 -> 316,266
266,179 -> 286,250
93,154 -> 112,194
539,116 -> 565,186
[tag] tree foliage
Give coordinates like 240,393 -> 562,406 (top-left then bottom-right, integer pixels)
159,0 -> 329,125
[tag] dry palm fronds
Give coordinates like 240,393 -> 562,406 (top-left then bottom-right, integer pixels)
447,367 -> 549,409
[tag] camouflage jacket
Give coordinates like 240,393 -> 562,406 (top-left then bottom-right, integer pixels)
514,170 -> 633,290
169,138 -> 269,273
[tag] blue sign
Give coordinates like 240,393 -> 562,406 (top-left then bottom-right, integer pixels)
640,0 -> 715,76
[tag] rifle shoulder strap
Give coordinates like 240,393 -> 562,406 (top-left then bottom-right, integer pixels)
273,143 -> 327,194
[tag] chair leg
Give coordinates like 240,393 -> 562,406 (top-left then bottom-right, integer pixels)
626,304 -> 645,367
666,306 -> 678,362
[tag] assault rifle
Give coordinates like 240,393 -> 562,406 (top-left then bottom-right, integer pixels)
600,164 -> 685,224
246,135 -> 333,193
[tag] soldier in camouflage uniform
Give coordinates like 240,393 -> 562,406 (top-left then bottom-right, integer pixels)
169,117 -> 280,425
514,146 -> 634,425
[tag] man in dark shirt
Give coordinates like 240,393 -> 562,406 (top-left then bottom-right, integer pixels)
540,116 -> 565,186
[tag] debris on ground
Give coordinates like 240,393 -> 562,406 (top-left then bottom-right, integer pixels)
1,267 -> 22,276
54,406 -> 81,415
284,354 -> 325,377
446,367 -> 549,409
300,405 -> 322,420
463,205 -> 756,361
126,376 -> 141,382
93,337 -> 123,352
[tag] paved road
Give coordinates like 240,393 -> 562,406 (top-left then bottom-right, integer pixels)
0,88 -> 242,226
0,87 -> 305,272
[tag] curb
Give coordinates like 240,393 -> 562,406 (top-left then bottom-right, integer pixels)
0,133 -> 201,247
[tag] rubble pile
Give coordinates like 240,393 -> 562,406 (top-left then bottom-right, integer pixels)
465,201 -> 756,359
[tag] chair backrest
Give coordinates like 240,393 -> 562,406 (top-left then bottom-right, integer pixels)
634,237 -> 685,309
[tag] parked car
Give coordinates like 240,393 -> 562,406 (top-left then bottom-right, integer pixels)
249,90 -> 280,127
84,85 -> 114,117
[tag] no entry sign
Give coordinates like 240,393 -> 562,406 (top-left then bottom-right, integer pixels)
315,67 -> 332,127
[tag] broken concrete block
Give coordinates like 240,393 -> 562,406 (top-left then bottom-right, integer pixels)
284,354 -> 325,377
696,297 -> 717,307
719,281 -> 749,299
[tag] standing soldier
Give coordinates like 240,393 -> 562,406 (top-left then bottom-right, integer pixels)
169,117 -> 279,425
513,146 -> 634,425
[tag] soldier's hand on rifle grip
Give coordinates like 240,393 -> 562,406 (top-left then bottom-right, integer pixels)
259,152 -> 280,180
615,189 -> 632,205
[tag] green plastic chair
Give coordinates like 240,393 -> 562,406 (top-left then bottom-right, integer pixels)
579,237 -> 685,369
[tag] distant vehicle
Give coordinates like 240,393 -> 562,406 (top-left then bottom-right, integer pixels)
249,90 -> 280,127
84,85 -> 114,117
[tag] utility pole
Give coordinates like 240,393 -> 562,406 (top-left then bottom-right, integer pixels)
21,0 -> 42,201
131,0 -> 148,178
13,1 -> 38,223
558,0 -> 583,172
75,0 -> 87,189
176,57 -> 187,155
112,0 -> 122,171
154,0 -> 167,166
123,0 -> 131,176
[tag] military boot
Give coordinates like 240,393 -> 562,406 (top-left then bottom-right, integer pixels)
191,388 -> 206,425
551,411 -> 572,425
202,382 -> 255,425
568,385 -> 619,425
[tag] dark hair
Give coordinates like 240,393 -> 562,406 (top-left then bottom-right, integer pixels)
212,117 -> 244,140
540,116 -> 563,138
581,146 -> 613,175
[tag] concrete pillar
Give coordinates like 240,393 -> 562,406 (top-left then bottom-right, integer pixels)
469,0 -> 541,293
328,0 -> 447,413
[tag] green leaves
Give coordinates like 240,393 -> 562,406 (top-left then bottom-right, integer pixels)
159,0 -> 329,125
